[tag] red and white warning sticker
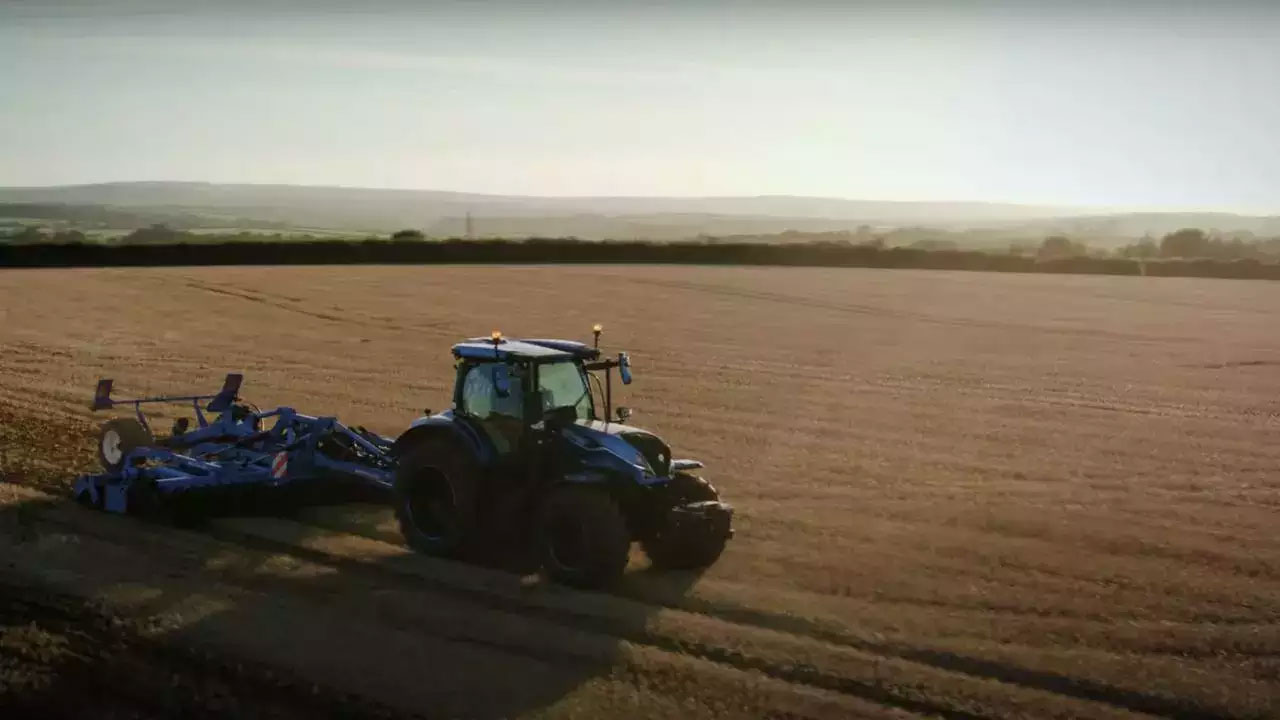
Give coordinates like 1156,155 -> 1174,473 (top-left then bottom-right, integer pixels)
271,451 -> 288,479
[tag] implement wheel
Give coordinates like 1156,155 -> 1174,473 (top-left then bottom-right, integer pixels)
394,436 -> 479,558
536,486 -> 631,590
97,418 -> 154,472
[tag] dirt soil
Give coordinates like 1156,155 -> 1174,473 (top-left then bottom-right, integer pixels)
1,265 -> 1278,719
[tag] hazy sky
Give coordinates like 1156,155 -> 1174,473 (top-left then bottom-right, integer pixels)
2,1 -> 1278,211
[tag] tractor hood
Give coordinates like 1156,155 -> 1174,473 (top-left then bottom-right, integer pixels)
575,419 -> 647,438
561,420 -> 673,480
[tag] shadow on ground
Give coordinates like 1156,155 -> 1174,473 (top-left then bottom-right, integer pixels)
0,491 -> 706,719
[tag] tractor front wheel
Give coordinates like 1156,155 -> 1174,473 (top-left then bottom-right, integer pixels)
97,418 -> 154,472
536,486 -> 631,589
642,474 -> 728,570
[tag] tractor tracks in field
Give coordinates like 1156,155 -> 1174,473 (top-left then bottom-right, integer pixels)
179,279 -> 458,336
183,279 -> 345,322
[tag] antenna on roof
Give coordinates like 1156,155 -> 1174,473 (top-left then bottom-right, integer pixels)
592,324 -> 602,349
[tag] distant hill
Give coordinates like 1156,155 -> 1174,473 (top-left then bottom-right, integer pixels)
1,182 -> 1277,242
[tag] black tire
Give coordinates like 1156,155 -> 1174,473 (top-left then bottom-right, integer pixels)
642,473 -> 728,570
393,435 -> 480,558
536,486 -> 631,589
126,479 -> 168,521
97,417 -> 154,472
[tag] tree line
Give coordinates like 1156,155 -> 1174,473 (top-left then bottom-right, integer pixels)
3,227 -> 1279,280
1034,228 -> 1280,261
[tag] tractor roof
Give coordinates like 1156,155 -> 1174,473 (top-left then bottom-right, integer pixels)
452,337 -> 601,362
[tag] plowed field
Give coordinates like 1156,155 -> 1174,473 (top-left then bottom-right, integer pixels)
2,265 -> 1278,719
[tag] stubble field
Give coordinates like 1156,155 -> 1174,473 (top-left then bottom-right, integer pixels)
1,264 -> 1278,719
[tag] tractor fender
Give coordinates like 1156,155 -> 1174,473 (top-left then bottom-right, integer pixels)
392,413 -> 490,464
550,470 -> 656,536
550,471 -> 629,512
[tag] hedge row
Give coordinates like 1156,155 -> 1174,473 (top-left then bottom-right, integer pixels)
2,238 -> 1278,280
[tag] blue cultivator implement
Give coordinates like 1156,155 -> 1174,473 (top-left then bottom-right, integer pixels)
73,373 -> 395,516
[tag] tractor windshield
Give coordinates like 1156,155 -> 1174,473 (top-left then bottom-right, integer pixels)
538,361 -> 593,420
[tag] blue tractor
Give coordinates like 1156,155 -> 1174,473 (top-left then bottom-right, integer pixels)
74,328 -> 733,589
390,327 -> 734,588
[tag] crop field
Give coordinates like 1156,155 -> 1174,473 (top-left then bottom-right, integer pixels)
1,265 -> 1278,719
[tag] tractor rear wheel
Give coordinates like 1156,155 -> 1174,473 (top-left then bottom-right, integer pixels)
97,418 -> 154,472
393,435 -> 480,558
642,473 -> 728,570
536,486 -> 631,589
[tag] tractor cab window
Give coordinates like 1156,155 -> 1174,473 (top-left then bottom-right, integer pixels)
460,362 -> 524,419
460,362 -> 524,453
537,360 -> 593,421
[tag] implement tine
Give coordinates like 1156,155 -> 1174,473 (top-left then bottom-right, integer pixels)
91,378 -> 114,410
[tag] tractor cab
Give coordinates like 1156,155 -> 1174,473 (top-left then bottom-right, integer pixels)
448,331 -> 634,456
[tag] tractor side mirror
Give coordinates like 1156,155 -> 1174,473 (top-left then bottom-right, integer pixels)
491,364 -> 512,398
618,352 -> 632,385
616,406 -> 632,422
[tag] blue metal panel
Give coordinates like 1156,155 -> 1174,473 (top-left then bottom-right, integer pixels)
313,454 -> 394,488
559,421 -> 652,484
104,484 -> 129,513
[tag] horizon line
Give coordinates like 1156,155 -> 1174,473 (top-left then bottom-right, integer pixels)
2,179 -> 1277,217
